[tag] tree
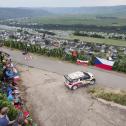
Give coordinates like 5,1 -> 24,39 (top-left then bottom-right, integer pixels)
113,55 -> 126,73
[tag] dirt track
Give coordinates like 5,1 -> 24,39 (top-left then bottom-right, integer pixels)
19,66 -> 126,126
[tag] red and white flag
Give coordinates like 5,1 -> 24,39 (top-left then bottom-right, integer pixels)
94,57 -> 114,71
76,59 -> 89,66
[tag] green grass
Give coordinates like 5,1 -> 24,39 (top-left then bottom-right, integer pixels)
67,35 -> 126,46
88,87 -> 126,106
20,15 -> 126,26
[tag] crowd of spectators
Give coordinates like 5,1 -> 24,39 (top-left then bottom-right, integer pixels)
0,51 -> 36,126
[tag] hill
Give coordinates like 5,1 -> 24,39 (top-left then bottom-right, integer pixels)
1,5 -> 126,19
0,8 -> 51,19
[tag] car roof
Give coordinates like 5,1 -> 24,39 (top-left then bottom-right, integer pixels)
68,71 -> 85,80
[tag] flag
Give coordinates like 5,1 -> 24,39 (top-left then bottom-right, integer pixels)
76,59 -> 89,66
94,57 -> 114,71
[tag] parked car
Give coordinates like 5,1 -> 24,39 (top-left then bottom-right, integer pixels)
64,71 -> 95,90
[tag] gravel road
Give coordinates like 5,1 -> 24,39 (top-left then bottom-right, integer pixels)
19,66 -> 126,126
2,47 -> 126,89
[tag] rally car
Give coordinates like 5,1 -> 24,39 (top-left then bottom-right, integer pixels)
64,71 -> 96,90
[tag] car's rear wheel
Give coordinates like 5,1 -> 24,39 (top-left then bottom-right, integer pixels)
90,79 -> 95,85
72,85 -> 78,90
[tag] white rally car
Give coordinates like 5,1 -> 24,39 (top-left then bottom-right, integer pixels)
64,71 -> 96,90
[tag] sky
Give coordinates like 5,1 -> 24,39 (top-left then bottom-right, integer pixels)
0,0 -> 126,7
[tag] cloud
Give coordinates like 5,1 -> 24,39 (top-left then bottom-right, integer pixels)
0,0 -> 126,7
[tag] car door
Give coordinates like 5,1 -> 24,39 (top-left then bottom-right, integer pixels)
80,77 -> 87,85
82,74 -> 90,85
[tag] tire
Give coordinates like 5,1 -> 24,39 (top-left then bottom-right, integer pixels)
72,85 -> 78,90
90,79 -> 96,85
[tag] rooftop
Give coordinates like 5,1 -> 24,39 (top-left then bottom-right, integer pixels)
68,71 -> 84,80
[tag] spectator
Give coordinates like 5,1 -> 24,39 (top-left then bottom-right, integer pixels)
12,116 -> 25,126
0,107 -> 9,126
0,107 -> 15,126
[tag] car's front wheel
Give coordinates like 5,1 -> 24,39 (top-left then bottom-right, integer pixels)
72,85 -> 78,90
90,79 -> 96,85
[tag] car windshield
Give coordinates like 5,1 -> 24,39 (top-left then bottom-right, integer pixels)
83,72 -> 90,79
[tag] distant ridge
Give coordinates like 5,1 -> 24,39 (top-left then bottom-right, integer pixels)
0,5 -> 126,19
0,8 -> 51,19
42,5 -> 126,15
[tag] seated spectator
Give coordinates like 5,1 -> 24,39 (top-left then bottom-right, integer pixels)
5,67 -> 18,79
7,86 -> 13,96
12,116 -> 25,126
0,107 -> 9,126
0,107 -> 15,126
7,92 -> 14,103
